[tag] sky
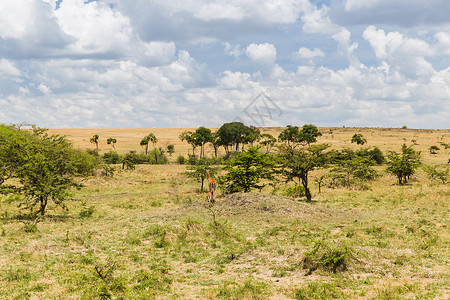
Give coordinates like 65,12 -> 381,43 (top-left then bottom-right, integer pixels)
0,0 -> 449,129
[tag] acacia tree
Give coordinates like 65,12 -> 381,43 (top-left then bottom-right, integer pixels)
259,133 -> 276,152
0,125 -> 96,216
221,146 -> 275,193
278,124 -> 322,149
90,134 -> 99,151
195,126 -> 213,159
179,131 -> 200,157
216,122 -> 258,153
277,143 -> 329,202
386,144 -> 421,185
107,137 -> 117,152
351,134 -> 367,148
141,133 -> 158,158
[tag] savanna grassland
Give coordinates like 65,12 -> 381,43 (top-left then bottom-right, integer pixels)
1,127 -> 449,299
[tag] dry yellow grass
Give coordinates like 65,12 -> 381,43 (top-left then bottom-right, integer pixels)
49,126 -> 450,164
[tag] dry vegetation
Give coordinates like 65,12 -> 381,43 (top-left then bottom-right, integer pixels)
1,127 -> 449,299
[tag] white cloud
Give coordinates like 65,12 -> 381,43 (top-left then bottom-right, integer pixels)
246,43 -> 277,64
294,47 -> 325,59
55,0 -> 133,56
0,0 -> 449,129
0,60 -> 21,77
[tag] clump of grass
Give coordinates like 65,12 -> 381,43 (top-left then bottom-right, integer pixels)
131,268 -> 173,297
301,241 -> 353,274
295,281 -> 345,300
211,278 -> 269,299
79,205 -> 95,218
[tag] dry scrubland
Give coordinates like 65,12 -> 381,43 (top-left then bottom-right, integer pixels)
0,127 -> 449,299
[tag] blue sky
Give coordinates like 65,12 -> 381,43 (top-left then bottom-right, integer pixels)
0,0 -> 449,128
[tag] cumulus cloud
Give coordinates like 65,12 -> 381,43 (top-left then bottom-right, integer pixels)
246,43 -> 277,65
363,25 -> 435,78
294,47 -> 325,59
0,0 -> 449,129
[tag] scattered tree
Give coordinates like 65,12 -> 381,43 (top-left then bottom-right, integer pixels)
167,144 -> 175,156
386,144 -> 421,185
423,165 -> 448,184
179,131 -> 199,157
216,122 -> 257,153
107,137 -> 117,152
221,146 -> 275,193
90,134 -> 99,151
278,124 -> 322,149
0,125 -> 96,216
277,143 -> 330,202
259,133 -> 276,152
195,126 -> 213,158
351,134 -> 367,148
429,145 -> 440,154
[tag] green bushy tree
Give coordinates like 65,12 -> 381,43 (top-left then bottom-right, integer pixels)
277,143 -> 329,201
221,146 -> 275,193
0,125 -> 96,216
386,144 -> 421,185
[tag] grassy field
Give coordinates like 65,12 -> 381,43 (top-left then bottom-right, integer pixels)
0,127 -> 449,299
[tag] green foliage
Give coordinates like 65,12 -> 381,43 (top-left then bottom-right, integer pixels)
176,155 -> 186,164
179,130 -> 199,156
351,133 -> 367,146
221,146 -> 275,193
106,137 -> 117,151
301,241 -> 352,274
278,124 -> 322,148
283,184 -> 306,198
0,124 -> 97,216
166,144 -> 175,156
259,133 -> 276,152
121,149 -> 168,169
102,151 -> 122,164
277,143 -> 330,201
423,165 -> 448,183
195,126 -> 214,158
90,134 -> 99,151
440,142 -> 450,149
429,145 -> 440,154
140,133 -> 158,156
329,147 -> 384,165
216,122 -> 259,153
386,144 -> 421,185
79,205 -> 95,218
328,156 -> 379,188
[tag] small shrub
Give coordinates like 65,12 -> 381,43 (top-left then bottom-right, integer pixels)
79,206 -> 95,218
423,165 -> 448,183
102,151 -> 122,164
176,155 -> 185,164
23,221 -> 39,233
301,242 -> 352,274
283,185 -> 306,198
429,145 -> 440,154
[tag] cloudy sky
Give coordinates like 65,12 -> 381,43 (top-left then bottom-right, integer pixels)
0,0 -> 449,129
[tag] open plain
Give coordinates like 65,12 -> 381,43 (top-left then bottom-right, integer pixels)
0,127 -> 449,299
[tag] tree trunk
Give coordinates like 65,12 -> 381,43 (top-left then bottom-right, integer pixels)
301,174 -> 312,202
39,196 -> 47,216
